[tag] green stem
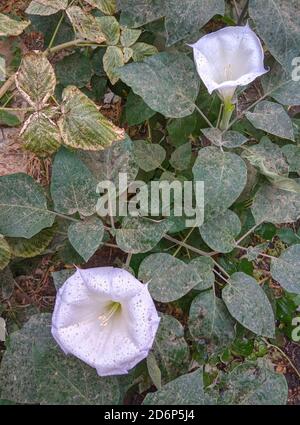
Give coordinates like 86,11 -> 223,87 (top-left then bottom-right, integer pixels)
48,12 -> 65,50
219,100 -> 235,131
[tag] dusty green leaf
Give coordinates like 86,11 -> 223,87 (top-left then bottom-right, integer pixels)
189,257 -> 215,291
202,128 -> 248,148
0,13 -> 30,36
123,47 -> 133,63
282,145 -> 300,174
103,46 -> 124,84
138,253 -> 200,302
52,269 -> 75,291
55,52 -> 93,88
0,238 -> 11,271
118,0 -> 225,45
26,0 -> 68,15
116,217 -> 170,254
251,183 -> 300,224
0,317 -> 6,342
262,60 -> 300,106
84,0 -> 117,15
143,369 -> 204,405
21,113 -> 61,156
131,42 -> 158,62
96,16 -> 120,45
200,210 -> 241,254
121,27 -> 141,47
223,272 -> 275,338
0,173 -> 55,239
246,101 -> 295,141
118,52 -> 200,118
133,140 -> 166,172
124,91 -> 155,125
189,289 -> 235,354
0,111 -> 21,127
271,245 -> 300,294
0,314 -> 120,404
7,227 -> 55,259
167,113 -> 198,146
151,314 -> 190,384
66,6 -> 106,43
221,362 -> 288,405
80,136 -> 138,194
193,146 -> 247,212
58,86 -> 125,150
16,52 -> 56,110
0,267 -> 15,299
147,353 -> 161,390
68,216 -> 104,262
51,147 -> 98,217
170,143 -> 191,170
249,0 -> 300,72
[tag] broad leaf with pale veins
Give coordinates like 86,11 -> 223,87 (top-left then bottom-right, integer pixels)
271,245 -> 300,294
133,140 -> 166,172
68,217 -> 104,262
26,0 -> 68,15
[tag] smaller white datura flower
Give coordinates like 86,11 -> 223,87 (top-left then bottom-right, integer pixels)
190,24 -> 268,102
51,267 -> 160,377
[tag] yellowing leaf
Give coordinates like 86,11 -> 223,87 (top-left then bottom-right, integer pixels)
0,13 -> 30,37
15,52 -> 56,110
84,0 -> 117,15
66,6 -> 106,44
103,46 -> 125,84
131,42 -> 158,62
0,238 -> 11,271
26,0 -> 68,15
58,86 -> 125,150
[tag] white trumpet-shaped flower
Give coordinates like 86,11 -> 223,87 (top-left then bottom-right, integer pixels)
51,267 -> 160,377
190,25 -> 268,102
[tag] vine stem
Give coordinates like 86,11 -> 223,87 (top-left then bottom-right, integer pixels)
173,226 -> 195,257
47,12 -> 65,50
236,222 -> 262,246
262,338 -> 300,380
193,104 -> 214,128
236,245 -> 277,261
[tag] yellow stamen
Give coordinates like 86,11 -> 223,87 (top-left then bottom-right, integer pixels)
98,302 -> 121,327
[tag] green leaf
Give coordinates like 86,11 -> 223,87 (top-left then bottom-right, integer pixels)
0,238 -> 11,271
202,128 -> 248,148
221,362 -> 288,405
262,60 -> 300,106
133,140 -> 166,172
251,183 -> 300,224
138,253 -> 200,302
0,267 -> 15,299
188,289 -> 235,354
170,143 -> 191,171
84,0 -> 117,15
21,113 -> 61,155
118,52 -> 200,118
52,269 -> 75,291
26,0 -> 68,15
16,52 -> 56,110
271,245 -> 300,294
0,110 -> 21,127
0,13 -> 30,36
68,216 -> 104,262
116,217 -> 170,254
200,210 -> 241,254
120,27 -> 141,47
103,46 -> 124,84
152,314 -> 190,384
249,0 -> 300,72
0,173 -> 55,239
80,136 -> 138,194
7,226 -> 55,258
282,145 -> 300,174
146,353 -> 162,390
55,52 -> 93,88
167,113 -> 198,146
246,101 -> 295,141
51,147 -> 98,217
118,0 -> 225,46
66,6 -> 106,43
58,86 -> 125,150
0,314 -> 120,404
96,16 -> 120,45
193,146 -> 247,212
222,272 -> 275,338
131,42 -> 158,62
123,91 -> 155,126
143,369 -> 204,405
189,257 -> 215,291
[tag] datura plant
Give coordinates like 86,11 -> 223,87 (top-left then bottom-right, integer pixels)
0,0 -> 300,406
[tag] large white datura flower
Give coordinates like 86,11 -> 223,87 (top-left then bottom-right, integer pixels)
52,267 -> 160,377
190,24 -> 268,102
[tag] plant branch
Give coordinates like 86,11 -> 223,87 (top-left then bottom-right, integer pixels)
236,222 -> 262,246
262,338 -> 300,380
194,104 -> 214,128
237,0 -> 250,25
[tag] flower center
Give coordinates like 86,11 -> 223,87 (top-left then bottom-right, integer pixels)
98,301 -> 121,326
